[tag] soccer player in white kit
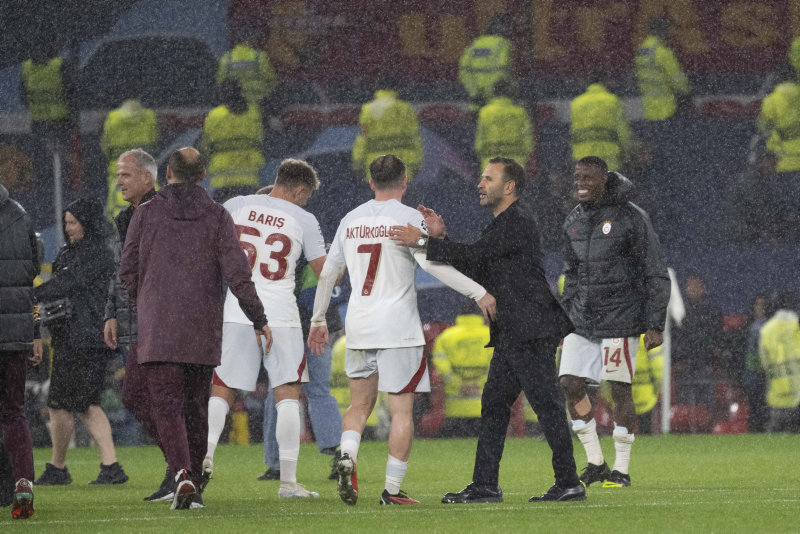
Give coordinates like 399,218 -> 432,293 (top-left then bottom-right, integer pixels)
206,159 -> 327,499
308,155 -> 497,505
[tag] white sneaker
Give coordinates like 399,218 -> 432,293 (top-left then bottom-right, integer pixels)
278,482 -> 320,499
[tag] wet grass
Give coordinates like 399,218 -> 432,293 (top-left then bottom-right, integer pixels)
2,433 -> 798,532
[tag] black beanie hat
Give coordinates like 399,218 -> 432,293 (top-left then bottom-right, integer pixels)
64,197 -> 104,240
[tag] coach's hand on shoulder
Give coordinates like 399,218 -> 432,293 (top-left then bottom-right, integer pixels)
389,223 -> 423,247
104,318 -> 118,350
417,205 -> 446,238
308,325 -> 329,356
643,329 -> 663,350
477,292 -> 497,323
255,324 -> 273,354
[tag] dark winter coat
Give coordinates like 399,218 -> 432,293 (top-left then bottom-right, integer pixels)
561,172 -> 670,339
0,184 -> 41,352
426,200 -> 574,346
34,198 -> 115,351
104,188 -> 156,345
120,184 -> 267,366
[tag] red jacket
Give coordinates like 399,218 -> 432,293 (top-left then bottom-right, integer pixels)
120,184 -> 266,366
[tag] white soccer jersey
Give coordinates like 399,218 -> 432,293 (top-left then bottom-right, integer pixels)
326,199 -> 484,349
222,194 -> 326,327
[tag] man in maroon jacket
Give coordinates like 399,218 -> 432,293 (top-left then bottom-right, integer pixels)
120,147 -> 271,511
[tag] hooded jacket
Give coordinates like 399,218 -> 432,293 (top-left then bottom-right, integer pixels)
34,197 -> 115,351
561,172 -> 670,339
120,184 -> 266,366
0,184 -> 41,352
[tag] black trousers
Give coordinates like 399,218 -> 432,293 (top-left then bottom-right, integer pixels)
472,337 -> 579,488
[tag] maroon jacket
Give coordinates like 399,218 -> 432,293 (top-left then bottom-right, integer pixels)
120,184 -> 267,366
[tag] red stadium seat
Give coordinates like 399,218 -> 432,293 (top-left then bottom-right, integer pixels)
697,99 -> 743,118
418,105 -> 472,127
280,109 -> 326,130
326,107 -> 361,126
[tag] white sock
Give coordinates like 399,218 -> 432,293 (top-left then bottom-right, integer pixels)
385,455 -> 408,495
276,399 -> 301,484
572,418 -> 604,466
340,430 -> 362,463
206,396 -> 230,460
612,424 -> 635,474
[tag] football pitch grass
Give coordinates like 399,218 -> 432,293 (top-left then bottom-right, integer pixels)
3,433 -> 798,532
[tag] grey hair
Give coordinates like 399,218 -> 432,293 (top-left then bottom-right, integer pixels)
118,148 -> 157,184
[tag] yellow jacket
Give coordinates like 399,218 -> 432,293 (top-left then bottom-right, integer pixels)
217,44 -> 277,105
635,35 -> 690,121
432,314 -> 493,418
570,83 -> 631,171
790,37 -> 800,80
202,104 -> 264,189
459,35 -> 513,108
758,82 -> 800,172
101,102 -> 158,218
475,96 -> 533,171
759,311 -> 800,409
22,57 -> 69,122
352,90 -> 423,181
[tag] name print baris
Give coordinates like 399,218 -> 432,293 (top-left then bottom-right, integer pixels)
248,210 -> 285,229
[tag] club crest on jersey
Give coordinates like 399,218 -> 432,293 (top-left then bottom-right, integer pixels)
611,338 -> 621,345
602,221 -> 612,234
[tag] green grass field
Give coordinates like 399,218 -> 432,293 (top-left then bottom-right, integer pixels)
2,434 -> 799,532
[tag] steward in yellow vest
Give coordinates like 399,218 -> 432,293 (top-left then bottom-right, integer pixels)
21,49 -> 73,143
758,79 -> 800,173
790,36 -> 800,81
570,75 -> 632,172
758,297 -> 800,432
459,13 -> 513,112
101,99 -> 158,218
635,18 -> 690,122
217,43 -> 277,108
352,89 -> 423,182
474,80 -> 533,172
201,79 -> 264,202
432,313 -> 493,436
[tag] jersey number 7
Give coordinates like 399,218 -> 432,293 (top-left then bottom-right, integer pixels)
357,243 -> 382,296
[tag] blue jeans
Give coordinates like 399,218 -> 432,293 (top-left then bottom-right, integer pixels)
263,342 -> 342,468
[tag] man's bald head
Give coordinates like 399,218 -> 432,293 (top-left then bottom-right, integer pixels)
167,147 -> 206,185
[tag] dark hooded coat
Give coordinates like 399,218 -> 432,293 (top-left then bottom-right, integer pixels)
561,172 -> 670,339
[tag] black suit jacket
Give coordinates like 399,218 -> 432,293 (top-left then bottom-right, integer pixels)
426,201 -> 573,347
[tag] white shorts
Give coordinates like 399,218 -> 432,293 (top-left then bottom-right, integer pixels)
558,333 -> 639,384
215,323 -> 308,391
345,346 -> 430,394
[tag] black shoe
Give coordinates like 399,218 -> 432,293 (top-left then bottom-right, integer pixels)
442,482 -> 503,504
34,463 -> 72,486
257,467 -> 281,481
90,462 -> 129,485
601,470 -> 631,488
380,489 -> 419,505
529,483 -> 586,502
329,450 -> 340,480
144,467 -> 175,502
188,492 -> 204,509
579,462 -> 611,486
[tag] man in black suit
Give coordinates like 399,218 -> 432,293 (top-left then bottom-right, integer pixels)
389,157 -> 584,503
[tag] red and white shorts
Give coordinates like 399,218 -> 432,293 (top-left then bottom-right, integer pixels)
345,346 -> 430,394
558,333 -> 639,384
215,322 -> 308,391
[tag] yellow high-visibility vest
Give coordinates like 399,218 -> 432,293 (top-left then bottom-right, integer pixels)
570,83 -> 632,171
432,315 -> 493,419
759,311 -> 800,409
101,104 -> 158,218
22,57 -> 69,122
758,82 -> 800,172
202,105 -> 264,190
217,45 -> 277,106
635,35 -> 690,121
459,35 -> 512,107
351,90 -> 423,182
475,96 -> 533,171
